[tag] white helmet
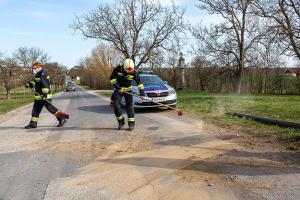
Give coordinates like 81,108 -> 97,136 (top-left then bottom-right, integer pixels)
123,58 -> 135,73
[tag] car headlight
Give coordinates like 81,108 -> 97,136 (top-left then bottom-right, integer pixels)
169,89 -> 176,95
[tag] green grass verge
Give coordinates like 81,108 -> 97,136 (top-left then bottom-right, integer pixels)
0,88 -> 63,115
0,90 -> 33,114
177,91 -> 300,142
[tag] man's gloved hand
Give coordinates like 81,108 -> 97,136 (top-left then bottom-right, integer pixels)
42,94 -> 47,100
26,81 -> 34,88
139,90 -> 148,100
139,90 -> 146,97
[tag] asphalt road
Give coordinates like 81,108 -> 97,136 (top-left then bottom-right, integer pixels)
0,87 -> 299,200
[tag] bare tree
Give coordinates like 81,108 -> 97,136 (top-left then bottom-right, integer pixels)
43,63 -> 67,91
13,46 -> 50,83
13,46 -> 50,72
192,0 -> 266,93
0,53 -> 19,99
76,44 -> 123,89
254,0 -> 300,61
72,0 -> 186,68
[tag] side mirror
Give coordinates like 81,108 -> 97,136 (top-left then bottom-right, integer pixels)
164,81 -> 168,84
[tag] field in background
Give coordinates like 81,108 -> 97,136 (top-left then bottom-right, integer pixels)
0,87 -> 33,114
0,87 -> 64,115
177,91 -> 300,142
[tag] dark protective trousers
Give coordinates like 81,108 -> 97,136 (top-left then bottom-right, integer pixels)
31,99 -> 61,122
113,90 -> 135,126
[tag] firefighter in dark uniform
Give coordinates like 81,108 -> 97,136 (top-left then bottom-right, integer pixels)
25,62 -> 67,129
110,58 -> 145,131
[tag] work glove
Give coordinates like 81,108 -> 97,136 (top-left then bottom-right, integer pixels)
139,90 -> 146,97
25,81 -> 34,88
42,93 -> 48,101
139,90 -> 147,100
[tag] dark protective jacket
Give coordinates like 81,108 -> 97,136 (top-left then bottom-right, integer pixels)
27,69 -> 52,100
110,65 -> 145,95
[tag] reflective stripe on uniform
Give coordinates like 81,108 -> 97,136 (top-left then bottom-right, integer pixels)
31,117 -> 39,121
54,111 -> 59,116
127,75 -> 134,80
110,78 -> 117,84
117,115 -> 124,120
31,81 -> 35,86
35,78 -> 41,82
128,118 -> 135,122
35,95 -> 42,100
42,88 -> 49,93
138,84 -> 144,89
34,94 -> 52,100
121,86 -> 133,91
117,72 -> 124,76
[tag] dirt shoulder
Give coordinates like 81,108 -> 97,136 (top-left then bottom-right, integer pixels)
157,110 -> 300,200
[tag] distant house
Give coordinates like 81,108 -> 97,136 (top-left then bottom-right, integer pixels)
285,68 -> 300,77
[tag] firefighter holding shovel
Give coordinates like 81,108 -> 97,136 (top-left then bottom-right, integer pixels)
25,62 -> 68,129
110,58 -> 146,131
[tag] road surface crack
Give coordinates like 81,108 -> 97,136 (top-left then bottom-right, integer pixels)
40,182 -> 49,200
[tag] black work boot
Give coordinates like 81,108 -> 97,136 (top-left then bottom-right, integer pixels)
128,125 -> 134,131
118,120 -> 125,130
25,121 -> 37,129
57,118 -> 67,127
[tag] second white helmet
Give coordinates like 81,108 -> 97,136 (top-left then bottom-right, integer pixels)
123,58 -> 135,73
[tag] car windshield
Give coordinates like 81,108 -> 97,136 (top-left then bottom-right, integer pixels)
131,75 -> 164,86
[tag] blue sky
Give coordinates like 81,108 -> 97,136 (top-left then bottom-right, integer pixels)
0,0 -> 216,68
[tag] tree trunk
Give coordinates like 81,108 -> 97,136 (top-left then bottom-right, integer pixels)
6,88 -> 11,99
297,77 -> 300,95
233,68 -> 243,94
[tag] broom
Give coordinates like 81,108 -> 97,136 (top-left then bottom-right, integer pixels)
123,91 -> 183,116
33,90 -> 70,119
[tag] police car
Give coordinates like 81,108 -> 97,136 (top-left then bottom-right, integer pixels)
122,71 -> 177,108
